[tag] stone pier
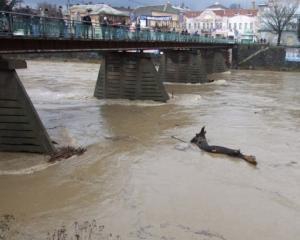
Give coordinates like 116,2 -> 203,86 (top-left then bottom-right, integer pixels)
159,50 -> 208,83
94,52 -> 169,102
0,58 -> 55,154
203,50 -> 228,74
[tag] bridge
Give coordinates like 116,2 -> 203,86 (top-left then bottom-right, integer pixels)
0,11 -> 236,154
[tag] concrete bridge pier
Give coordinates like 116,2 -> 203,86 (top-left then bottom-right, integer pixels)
202,50 -> 229,74
158,50 -> 208,83
0,58 -> 55,154
94,52 -> 169,102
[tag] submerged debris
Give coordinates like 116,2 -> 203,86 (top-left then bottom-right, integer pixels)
49,146 -> 86,163
47,220 -> 120,240
191,127 -> 257,166
0,215 -> 15,240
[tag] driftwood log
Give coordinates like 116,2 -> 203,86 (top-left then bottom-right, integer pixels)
191,127 -> 257,166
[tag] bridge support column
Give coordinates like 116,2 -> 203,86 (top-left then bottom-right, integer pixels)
159,50 -> 208,83
0,58 -> 55,154
94,52 -> 169,102
203,50 -> 228,74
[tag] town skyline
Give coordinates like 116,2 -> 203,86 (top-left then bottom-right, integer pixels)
24,0 -> 254,10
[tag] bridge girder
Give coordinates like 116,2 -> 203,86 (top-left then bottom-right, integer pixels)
0,37 -> 235,54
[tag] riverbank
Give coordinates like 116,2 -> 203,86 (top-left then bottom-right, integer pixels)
234,45 -> 300,72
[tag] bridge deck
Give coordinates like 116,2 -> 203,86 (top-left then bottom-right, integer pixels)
0,11 -> 235,53
0,37 -> 235,53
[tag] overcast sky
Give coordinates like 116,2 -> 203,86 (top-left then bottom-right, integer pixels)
24,0 -> 256,10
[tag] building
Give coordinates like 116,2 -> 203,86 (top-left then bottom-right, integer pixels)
134,2 -> 187,31
69,4 -> 130,25
184,2 -> 259,42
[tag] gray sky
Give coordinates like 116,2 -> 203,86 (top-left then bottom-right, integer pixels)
24,0 -> 255,10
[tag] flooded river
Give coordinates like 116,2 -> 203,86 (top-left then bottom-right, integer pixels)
0,61 -> 300,240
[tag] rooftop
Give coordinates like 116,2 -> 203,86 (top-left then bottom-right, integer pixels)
184,11 -> 202,18
214,9 -> 258,17
134,3 -> 181,15
70,4 -> 129,16
206,2 -> 228,10
184,8 -> 258,18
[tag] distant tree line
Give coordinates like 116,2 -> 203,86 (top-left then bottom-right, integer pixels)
1,0 -> 63,18
36,2 -> 62,17
0,0 -> 23,11
298,18 -> 300,40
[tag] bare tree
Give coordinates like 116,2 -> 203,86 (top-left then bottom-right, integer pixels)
0,0 -> 23,11
37,2 -> 60,17
298,18 -> 300,39
261,0 -> 299,45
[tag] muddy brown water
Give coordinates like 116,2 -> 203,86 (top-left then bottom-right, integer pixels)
0,61 -> 300,240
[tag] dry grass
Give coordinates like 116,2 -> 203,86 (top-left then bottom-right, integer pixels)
47,220 -> 121,240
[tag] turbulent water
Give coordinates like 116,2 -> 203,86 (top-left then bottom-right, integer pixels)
0,61 -> 300,240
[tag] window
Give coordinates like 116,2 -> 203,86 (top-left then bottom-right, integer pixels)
203,22 -> 205,29
244,23 -> 248,30
189,23 -> 191,29
250,23 -> 253,29
239,23 -> 242,30
229,23 -> 232,29
234,23 -> 237,29
194,23 -> 196,29
211,22 -> 213,29
220,23 -> 222,29
198,23 -> 200,29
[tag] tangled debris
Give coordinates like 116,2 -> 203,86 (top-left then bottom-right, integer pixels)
47,220 -> 120,240
49,147 -> 87,163
0,215 -> 15,240
191,127 -> 257,166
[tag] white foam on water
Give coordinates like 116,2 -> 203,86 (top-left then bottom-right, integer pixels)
169,94 -> 202,106
102,99 -> 165,107
164,82 -> 204,86
35,102 -> 100,110
208,79 -> 228,86
174,143 -> 191,151
28,88 -> 93,102
164,79 -> 228,86
0,162 -> 57,176
221,71 -> 232,74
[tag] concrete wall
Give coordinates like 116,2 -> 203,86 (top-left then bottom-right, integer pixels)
234,44 -> 300,71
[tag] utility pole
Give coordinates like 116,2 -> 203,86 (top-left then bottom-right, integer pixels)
67,0 -> 71,10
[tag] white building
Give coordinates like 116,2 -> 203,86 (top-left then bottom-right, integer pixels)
184,2 -> 259,42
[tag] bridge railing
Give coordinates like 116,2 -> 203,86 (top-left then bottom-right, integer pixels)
0,11 -> 236,45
